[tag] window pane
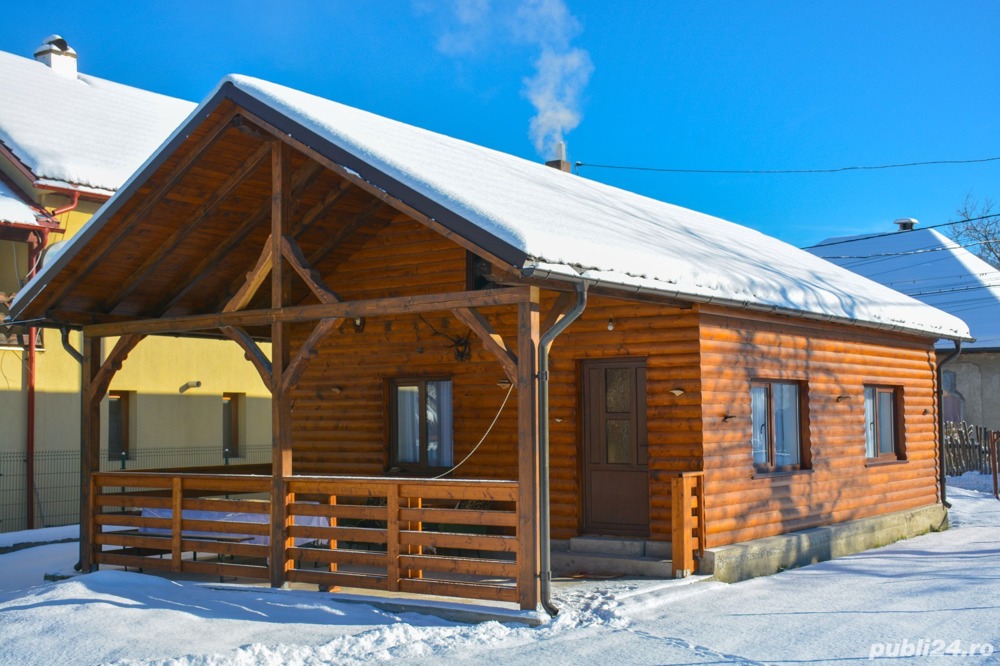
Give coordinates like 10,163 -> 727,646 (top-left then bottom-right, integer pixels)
605,368 -> 630,413
426,380 -> 453,467
222,397 -> 233,454
864,387 -> 876,458
772,383 -> 800,466
751,385 -> 769,465
395,385 -> 420,463
878,391 -> 895,455
606,419 -> 631,464
108,395 -> 125,461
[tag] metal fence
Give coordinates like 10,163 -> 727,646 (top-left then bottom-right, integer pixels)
0,444 -> 272,534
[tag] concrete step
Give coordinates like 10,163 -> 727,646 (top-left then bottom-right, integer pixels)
550,536 -> 676,578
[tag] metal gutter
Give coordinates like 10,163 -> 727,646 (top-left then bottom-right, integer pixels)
937,340 -> 963,508
537,280 -> 588,617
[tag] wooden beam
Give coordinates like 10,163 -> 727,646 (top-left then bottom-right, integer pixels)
281,235 -> 340,304
157,160 -> 324,317
540,291 -> 574,337
41,108 -> 239,313
84,287 -> 534,337
287,178 -> 352,238
79,336 -> 102,573
516,287 -> 540,611
236,108 -> 517,270
220,326 -> 272,391
281,318 -> 338,395
451,307 -> 518,385
270,140 -> 294,588
224,236 -> 273,313
98,140 -> 273,313
87,334 -> 145,406
306,199 -> 384,268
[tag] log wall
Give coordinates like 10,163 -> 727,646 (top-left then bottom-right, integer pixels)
698,307 -> 940,548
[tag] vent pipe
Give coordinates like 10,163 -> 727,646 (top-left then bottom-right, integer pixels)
34,35 -> 78,79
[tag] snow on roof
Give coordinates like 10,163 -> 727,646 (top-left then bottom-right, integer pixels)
223,75 -> 968,340
0,48 -> 195,193
809,229 -> 1000,350
0,179 -> 38,226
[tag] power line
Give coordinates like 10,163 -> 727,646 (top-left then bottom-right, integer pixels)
575,155 -> 1000,175
819,238 -> 999,261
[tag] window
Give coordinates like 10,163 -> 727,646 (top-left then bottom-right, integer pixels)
222,393 -> 242,459
751,381 -> 806,472
389,379 -> 453,473
108,391 -> 130,462
865,386 -> 903,461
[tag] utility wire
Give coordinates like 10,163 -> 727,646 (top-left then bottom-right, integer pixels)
575,155 -> 1000,175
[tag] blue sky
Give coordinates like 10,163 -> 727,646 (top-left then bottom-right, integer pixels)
1,1 -> 997,247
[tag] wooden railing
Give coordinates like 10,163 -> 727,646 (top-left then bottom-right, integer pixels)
90,472 -> 521,604
671,471 -> 706,578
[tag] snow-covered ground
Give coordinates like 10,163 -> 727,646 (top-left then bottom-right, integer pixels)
1,479 -> 998,665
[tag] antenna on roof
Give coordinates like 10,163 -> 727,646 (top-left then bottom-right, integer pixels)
894,218 -> 919,232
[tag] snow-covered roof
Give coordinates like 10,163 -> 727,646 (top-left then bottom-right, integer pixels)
0,179 -> 39,226
0,48 -> 195,194
10,74 -> 972,342
222,75 -> 968,340
808,228 -> 1000,350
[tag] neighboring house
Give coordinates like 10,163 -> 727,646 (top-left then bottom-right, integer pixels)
809,221 -> 1000,430
8,75 -> 969,611
0,37 -> 272,533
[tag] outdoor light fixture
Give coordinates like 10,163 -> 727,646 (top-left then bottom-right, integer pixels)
179,380 -> 201,393
670,388 -> 685,396
722,414 -> 739,422
607,317 -> 615,331
497,379 -> 512,389
353,317 -> 365,333
836,395 -> 852,402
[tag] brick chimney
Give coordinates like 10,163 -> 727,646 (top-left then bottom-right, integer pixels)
545,141 -> 572,173
34,35 -> 78,79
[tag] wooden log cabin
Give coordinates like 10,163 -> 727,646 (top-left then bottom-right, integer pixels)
7,76 -> 970,612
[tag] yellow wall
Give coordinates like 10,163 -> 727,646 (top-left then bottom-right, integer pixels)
1,192 -> 273,461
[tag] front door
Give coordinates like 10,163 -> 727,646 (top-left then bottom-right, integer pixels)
582,358 -> 649,536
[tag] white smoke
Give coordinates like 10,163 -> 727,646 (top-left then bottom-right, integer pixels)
425,0 -> 593,159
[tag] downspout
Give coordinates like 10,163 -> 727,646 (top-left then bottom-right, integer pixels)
538,280 -> 588,617
937,339 -> 962,509
52,190 -> 80,217
24,229 -> 48,529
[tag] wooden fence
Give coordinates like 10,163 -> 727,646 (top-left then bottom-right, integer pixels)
671,471 -> 706,578
90,472 -> 521,604
944,421 -> 999,476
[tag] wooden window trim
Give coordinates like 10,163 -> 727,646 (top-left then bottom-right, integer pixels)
751,380 -> 810,474
864,385 -> 905,462
387,377 -> 454,475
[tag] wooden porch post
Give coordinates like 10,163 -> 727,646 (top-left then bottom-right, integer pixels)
269,140 -> 294,587
516,286 -> 541,610
79,335 -> 102,572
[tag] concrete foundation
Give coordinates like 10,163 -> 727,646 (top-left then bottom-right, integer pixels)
702,503 -> 949,583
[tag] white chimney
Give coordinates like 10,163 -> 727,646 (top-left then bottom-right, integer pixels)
34,35 -> 78,79
894,218 -> 918,232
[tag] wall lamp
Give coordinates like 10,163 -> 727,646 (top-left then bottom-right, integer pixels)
179,380 -> 201,393
670,388 -> 685,396
722,414 -> 743,422
497,379 -> 512,389
836,395 -> 853,402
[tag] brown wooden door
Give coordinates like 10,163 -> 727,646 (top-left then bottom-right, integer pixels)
582,358 -> 649,536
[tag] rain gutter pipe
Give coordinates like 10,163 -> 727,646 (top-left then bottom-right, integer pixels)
937,339 -> 962,508
537,279 -> 588,617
